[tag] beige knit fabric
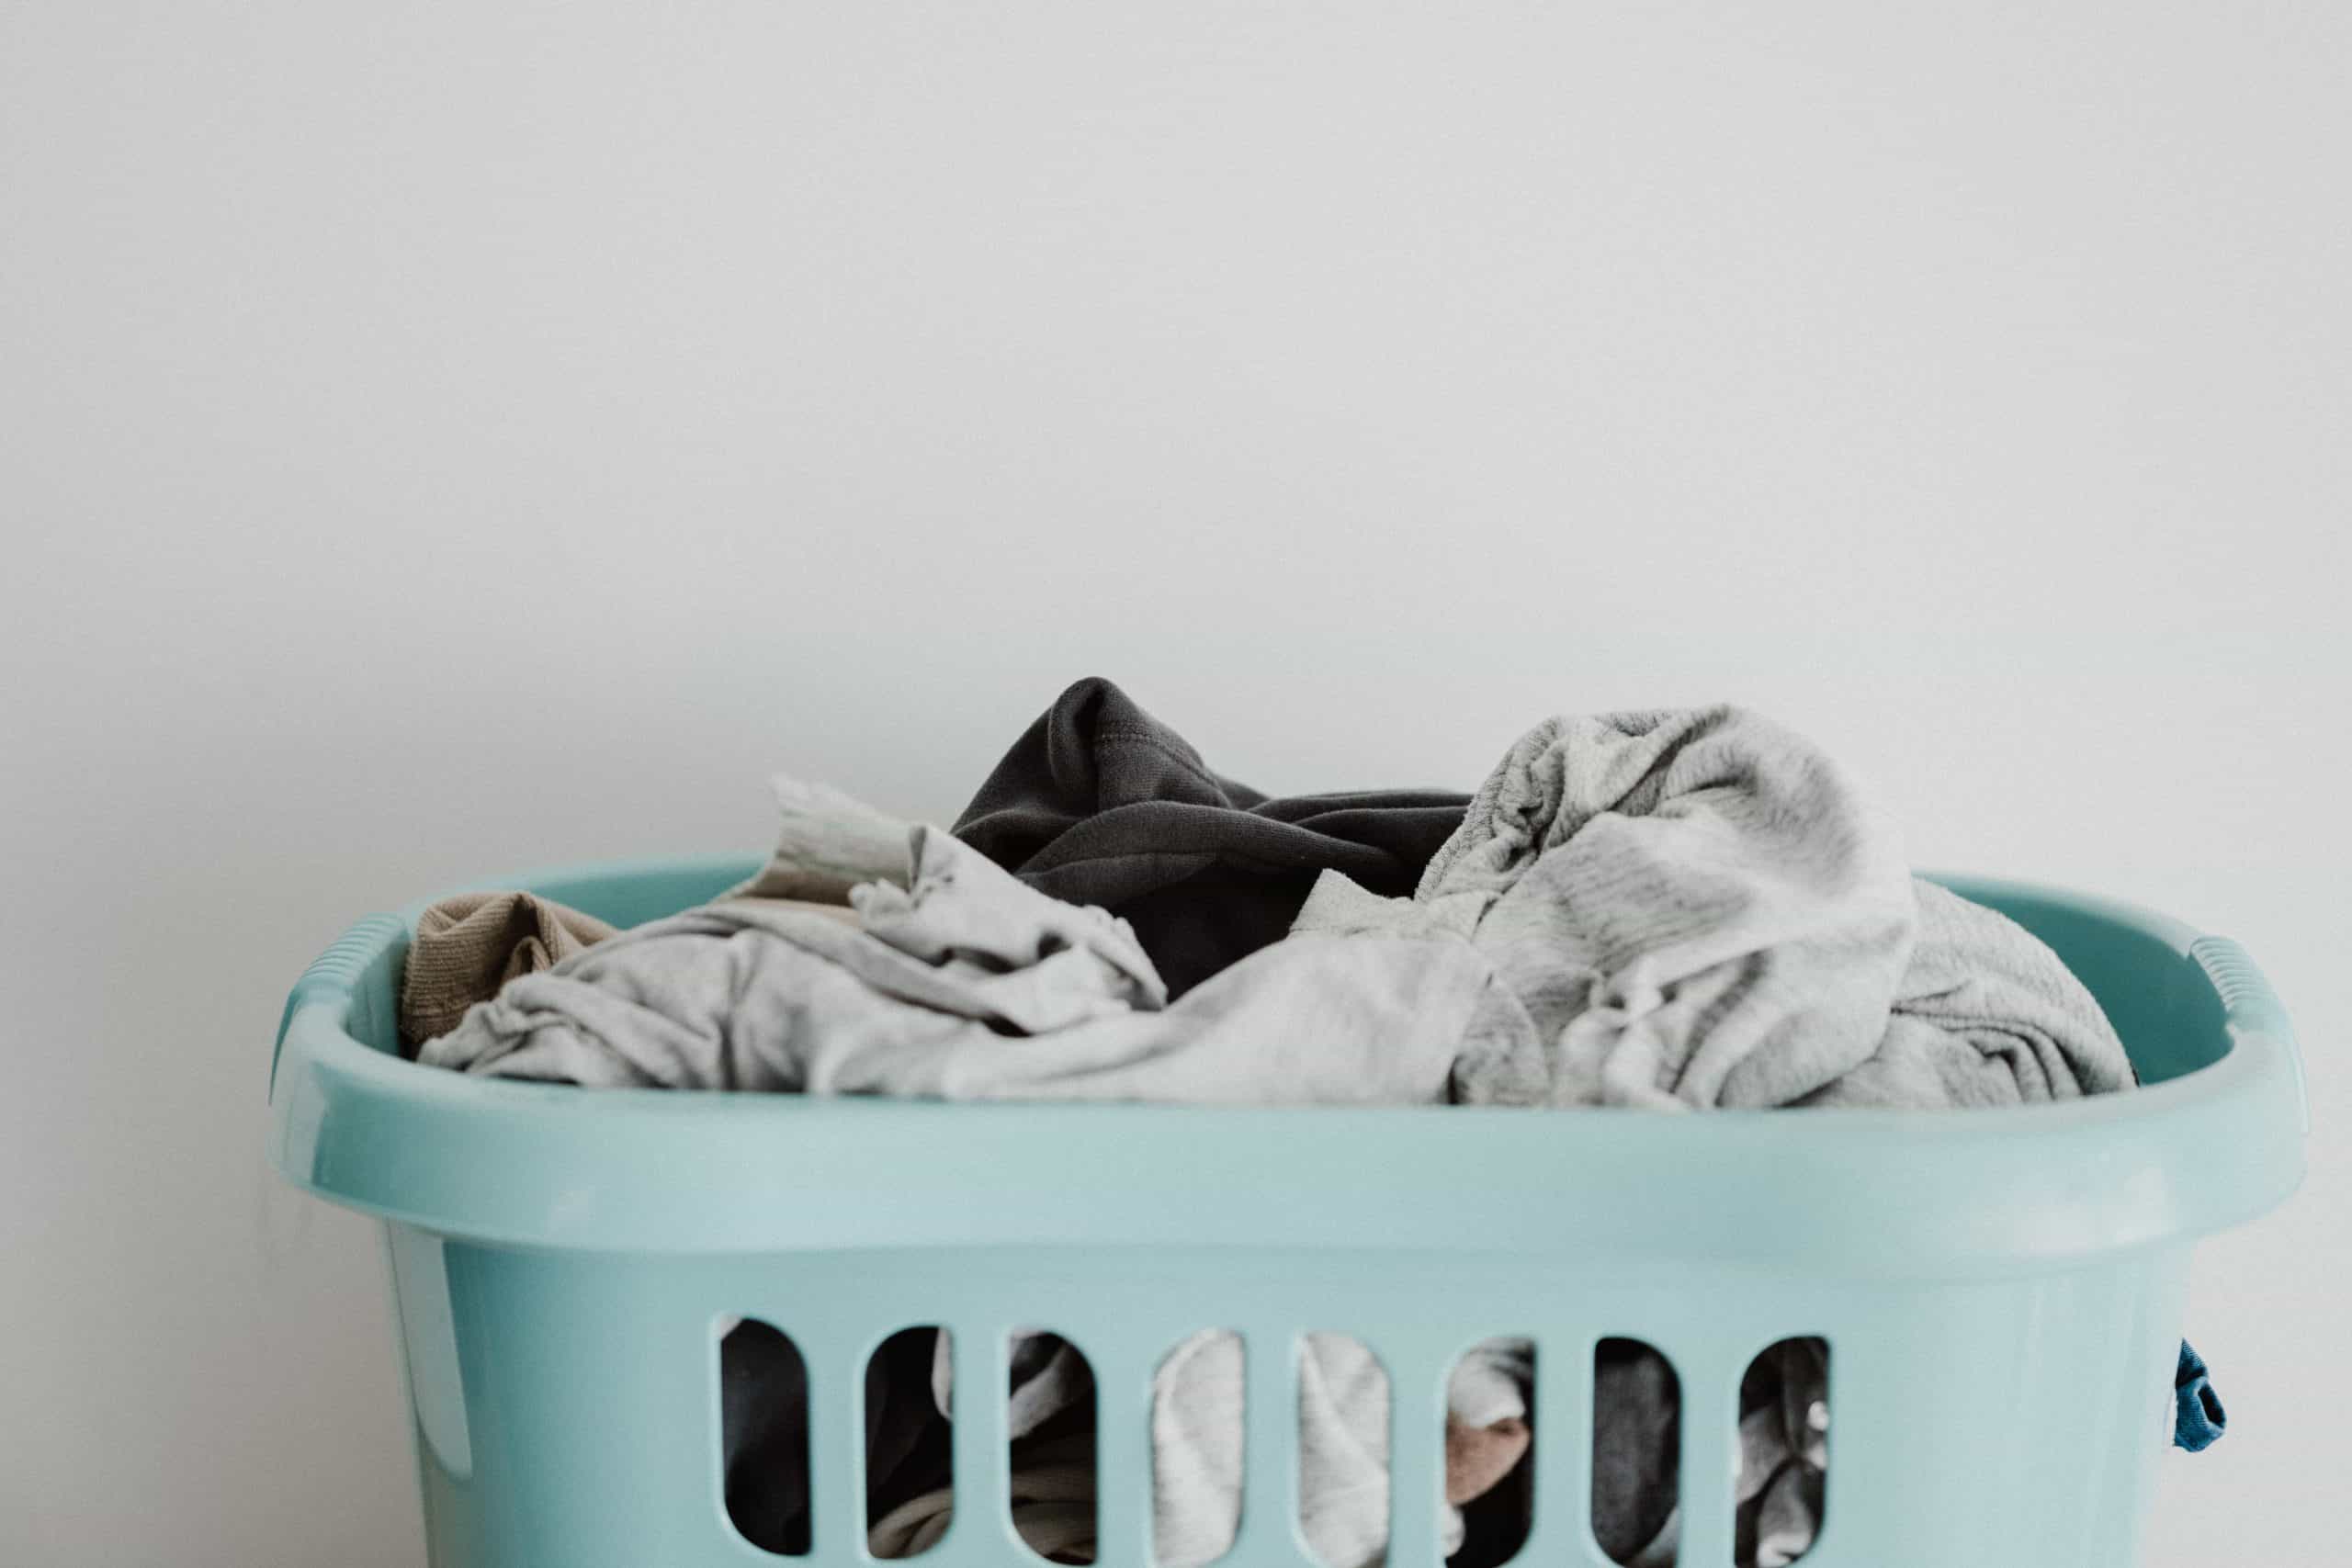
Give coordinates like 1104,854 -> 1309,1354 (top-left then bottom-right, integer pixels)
399,892 -> 621,1051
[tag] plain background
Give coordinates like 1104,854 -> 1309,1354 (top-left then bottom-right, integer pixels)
3,3 -> 2345,1564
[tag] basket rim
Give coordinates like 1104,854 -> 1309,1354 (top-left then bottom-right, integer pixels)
266,857 -> 2307,1269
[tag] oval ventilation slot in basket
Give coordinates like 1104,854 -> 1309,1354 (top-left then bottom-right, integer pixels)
718,1317 -> 811,1557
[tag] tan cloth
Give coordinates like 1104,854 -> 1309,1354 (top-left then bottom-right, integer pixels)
1446,1415 -> 1532,1506
399,892 -> 621,1051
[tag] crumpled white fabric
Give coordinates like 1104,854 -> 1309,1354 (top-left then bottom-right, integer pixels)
424,808 -> 1498,1105
1295,705 -> 2128,1111
722,773 -> 919,903
1403,705 -> 1918,1108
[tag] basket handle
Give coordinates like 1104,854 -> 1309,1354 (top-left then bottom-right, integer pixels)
2188,933 -> 2308,1135
270,912 -> 405,1099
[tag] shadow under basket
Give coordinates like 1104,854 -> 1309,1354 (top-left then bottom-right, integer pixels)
268,860 -> 2307,1568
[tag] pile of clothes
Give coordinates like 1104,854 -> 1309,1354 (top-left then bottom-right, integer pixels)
401,678 -> 2216,1568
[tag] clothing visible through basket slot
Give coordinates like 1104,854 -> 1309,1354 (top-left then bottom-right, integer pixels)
876,1332 -> 1542,1567
409,689 -> 2216,1568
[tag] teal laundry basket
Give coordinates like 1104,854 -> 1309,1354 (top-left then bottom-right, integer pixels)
267,861 -> 2307,1568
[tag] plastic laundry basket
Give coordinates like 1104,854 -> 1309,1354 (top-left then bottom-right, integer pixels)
267,860 -> 2307,1568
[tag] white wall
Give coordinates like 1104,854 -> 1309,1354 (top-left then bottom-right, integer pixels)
4,3 -> 2345,1563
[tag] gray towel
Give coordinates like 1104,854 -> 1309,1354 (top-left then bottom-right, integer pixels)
1299,705 -> 1922,1110
1294,705 -> 2130,1112
1807,877 -> 2136,1107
